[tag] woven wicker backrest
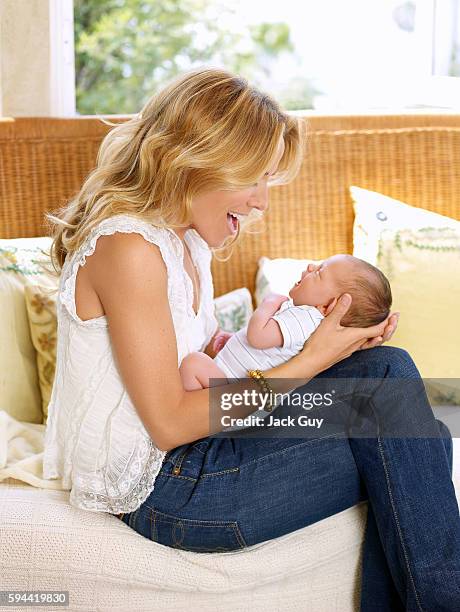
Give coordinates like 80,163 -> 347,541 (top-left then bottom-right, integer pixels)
1,114 -> 459,296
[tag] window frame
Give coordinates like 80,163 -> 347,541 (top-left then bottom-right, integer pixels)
409,0 -> 460,108
50,0 -> 76,116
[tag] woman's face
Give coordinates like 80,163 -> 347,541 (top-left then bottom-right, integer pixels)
189,136 -> 285,247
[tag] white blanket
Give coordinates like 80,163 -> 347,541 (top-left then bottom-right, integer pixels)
0,410 -> 66,489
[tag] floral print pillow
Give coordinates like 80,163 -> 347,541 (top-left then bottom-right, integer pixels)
214,287 -> 253,333
0,237 -> 56,424
24,283 -> 58,421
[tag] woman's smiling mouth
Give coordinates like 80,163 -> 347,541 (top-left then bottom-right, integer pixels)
227,211 -> 247,233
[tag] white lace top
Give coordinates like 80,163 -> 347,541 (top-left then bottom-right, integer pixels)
42,214 -> 219,514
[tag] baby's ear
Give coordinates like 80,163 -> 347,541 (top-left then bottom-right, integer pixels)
324,297 -> 338,317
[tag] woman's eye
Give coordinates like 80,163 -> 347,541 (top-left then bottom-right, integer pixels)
253,172 -> 270,187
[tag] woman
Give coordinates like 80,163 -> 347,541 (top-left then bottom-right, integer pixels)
43,68 -> 459,610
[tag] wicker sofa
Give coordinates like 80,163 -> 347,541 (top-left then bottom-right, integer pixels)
1,113 -> 460,611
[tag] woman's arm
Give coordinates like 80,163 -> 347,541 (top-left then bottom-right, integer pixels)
89,233 -> 399,452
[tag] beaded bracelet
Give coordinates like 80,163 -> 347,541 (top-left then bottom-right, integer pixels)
247,369 -> 275,412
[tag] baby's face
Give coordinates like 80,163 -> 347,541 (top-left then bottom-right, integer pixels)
289,254 -> 355,313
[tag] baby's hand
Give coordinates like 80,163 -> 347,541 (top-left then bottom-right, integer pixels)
262,293 -> 290,311
213,331 -> 233,354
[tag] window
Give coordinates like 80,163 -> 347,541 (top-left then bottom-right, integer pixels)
72,0 -> 460,115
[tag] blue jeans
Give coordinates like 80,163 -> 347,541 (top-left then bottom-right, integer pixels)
119,346 -> 460,611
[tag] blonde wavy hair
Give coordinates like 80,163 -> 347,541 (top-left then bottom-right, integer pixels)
46,66 -> 306,273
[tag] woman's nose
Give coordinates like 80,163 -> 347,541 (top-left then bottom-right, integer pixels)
249,182 -> 269,212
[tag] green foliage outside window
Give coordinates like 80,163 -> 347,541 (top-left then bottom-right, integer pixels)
74,0 -> 319,114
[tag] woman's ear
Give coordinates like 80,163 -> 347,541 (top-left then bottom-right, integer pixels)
324,297 -> 338,317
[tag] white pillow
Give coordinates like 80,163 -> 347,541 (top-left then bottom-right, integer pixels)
255,256 -> 322,306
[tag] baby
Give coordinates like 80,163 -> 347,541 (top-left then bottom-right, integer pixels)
180,254 -> 392,390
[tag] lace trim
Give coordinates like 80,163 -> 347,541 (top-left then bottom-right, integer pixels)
69,435 -> 167,514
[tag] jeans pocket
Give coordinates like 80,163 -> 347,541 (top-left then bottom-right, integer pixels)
149,508 -> 247,553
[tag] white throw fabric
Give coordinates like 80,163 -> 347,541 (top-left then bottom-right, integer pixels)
0,411 -> 64,489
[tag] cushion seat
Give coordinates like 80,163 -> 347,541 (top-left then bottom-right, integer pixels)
0,480 -> 367,611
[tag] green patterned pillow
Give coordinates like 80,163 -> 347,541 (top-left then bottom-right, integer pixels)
377,226 -> 460,406
351,185 -> 460,265
351,186 -> 460,406
214,288 -> 253,333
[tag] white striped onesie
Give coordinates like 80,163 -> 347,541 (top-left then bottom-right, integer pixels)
214,299 -> 324,378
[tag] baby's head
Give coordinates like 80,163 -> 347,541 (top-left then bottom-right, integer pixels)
289,254 -> 392,327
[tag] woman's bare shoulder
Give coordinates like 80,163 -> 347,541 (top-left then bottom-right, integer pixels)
88,232 -> 164,273
85,231 -> 168,309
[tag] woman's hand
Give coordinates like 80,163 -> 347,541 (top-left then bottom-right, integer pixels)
358,311 -> 400,350
299,293 -> 400,374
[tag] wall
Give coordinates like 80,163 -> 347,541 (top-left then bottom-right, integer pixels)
0,0 -> 75,117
